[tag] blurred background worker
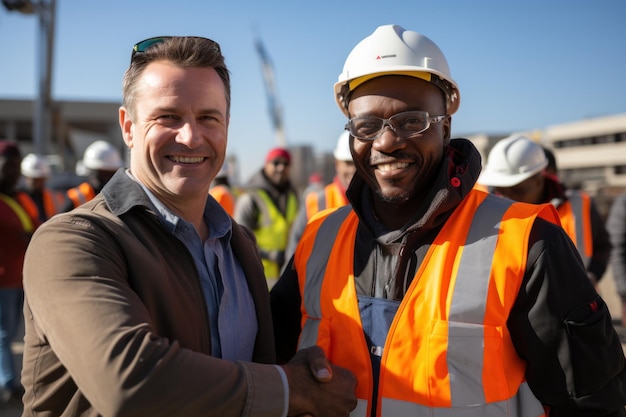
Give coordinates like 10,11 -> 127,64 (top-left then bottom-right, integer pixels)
607,193 -> 626,328
285,131 -> 356,259
209,161 -> 236,216
19,153 -> 66,222
63,140 -> 124,211
478,134 -> 611,285
234,147 -> 298,288
0,140 -> 40,406
301,172 -> 324,199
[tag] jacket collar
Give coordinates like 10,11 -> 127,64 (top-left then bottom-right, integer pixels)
101,169 -> 158,217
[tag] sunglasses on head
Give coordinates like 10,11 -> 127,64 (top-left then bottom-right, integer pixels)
130,36 -> 221,63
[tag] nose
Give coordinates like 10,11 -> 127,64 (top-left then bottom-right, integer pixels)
176,121 -> 202,147
372,121 -> 406,152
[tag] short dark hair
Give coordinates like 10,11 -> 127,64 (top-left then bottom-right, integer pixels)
122,37 -> 231,119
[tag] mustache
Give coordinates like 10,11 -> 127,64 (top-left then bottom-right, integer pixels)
369,151 -> 415,165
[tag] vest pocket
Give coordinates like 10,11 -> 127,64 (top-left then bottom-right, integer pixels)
564,296 -> 625,397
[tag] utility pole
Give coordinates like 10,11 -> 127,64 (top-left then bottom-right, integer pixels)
2,0 -> 56,155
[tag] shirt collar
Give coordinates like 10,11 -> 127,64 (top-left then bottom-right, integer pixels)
126,170 -> 232,240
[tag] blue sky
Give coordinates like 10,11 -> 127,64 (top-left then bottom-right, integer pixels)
1,0 -> 625,181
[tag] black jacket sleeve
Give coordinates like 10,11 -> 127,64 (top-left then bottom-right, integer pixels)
508,218 -> 626,416
588,199 -> 612,282
270,257 -> 303,364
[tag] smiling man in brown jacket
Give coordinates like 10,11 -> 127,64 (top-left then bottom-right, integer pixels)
20,36 -> 356,417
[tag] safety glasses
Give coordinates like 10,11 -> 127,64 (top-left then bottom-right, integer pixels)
346,110 -> 447,141
130,36 -> 221,63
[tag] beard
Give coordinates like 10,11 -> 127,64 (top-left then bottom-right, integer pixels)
374,186 -> 414,204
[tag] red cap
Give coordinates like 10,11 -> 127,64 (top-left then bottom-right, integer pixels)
265,147 -> 291,164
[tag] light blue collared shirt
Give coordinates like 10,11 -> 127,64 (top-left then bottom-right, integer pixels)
131,173 -> 257,360
128,172 -> 287,416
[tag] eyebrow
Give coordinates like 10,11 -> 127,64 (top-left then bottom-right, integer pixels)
153,106 -> 226,118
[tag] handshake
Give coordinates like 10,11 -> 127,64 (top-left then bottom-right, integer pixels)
282,346 -> 358,417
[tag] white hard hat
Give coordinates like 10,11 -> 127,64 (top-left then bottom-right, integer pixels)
82,140 -> 124,171
333,131 -> 352,161
334,24 -> 460,117
478,135 -> 548,188
21,153 -> 51,178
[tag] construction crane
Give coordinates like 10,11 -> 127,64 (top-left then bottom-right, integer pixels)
254,35 -> 286,147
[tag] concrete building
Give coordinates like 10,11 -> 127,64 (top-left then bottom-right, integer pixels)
0,98 -> 122,178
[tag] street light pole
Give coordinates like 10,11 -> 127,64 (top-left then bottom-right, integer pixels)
2,0 -> 56,155
33,0 -> 56,155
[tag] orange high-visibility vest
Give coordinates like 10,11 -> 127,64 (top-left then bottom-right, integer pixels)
41,189 -> 66,219
305,181 -> 348,220
554,190 -> 593,267
0,192 -> 36,233
17,189 -> 65,221
67,182 -> 96,209
295,190 -> 560,416
209,184 -> 236,216
13,192 -> 39,227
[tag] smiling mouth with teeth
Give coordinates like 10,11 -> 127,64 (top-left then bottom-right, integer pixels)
377,162 -> 410,172
169,156 -> 205,164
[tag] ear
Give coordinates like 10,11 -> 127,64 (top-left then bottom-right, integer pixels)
119,106 -> 134,148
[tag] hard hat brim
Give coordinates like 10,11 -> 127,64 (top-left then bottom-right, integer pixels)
334,69 -> 460,117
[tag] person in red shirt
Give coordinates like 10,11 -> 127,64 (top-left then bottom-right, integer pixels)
0,140 -> 40,405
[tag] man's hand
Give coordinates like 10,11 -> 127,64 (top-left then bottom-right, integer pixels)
280,346 -> 357,417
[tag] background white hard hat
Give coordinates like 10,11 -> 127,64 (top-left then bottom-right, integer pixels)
478,135 -> 548,188
333,131 -> 353,161
334,24 -> 460,117
21,153 -> 51,178
82,140 -> 124,171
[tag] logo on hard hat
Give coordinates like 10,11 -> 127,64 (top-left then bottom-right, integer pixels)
376,54 -> 397,60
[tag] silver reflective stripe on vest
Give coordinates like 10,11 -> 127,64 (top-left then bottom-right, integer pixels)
299,206 -> 351,350
350,399 -> 369,417
381,382 -> 543,417
318,189 -> 328,212
567,191 -> 590,267
75,190 -> 89,205
447,195 -> 510,406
